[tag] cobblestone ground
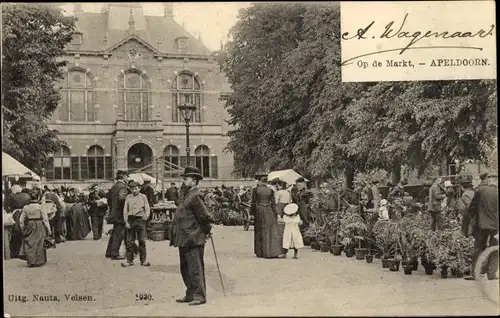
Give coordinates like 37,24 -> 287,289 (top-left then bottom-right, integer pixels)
4,224 -> 499,316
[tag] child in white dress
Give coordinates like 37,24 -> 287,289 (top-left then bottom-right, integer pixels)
282,203 -> 304,259
379,199 -> 390,220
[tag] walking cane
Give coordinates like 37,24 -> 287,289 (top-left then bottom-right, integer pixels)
210,235 -> 227,298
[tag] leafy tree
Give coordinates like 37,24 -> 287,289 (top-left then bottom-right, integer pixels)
220,2 -> 497,186
2,4 -> 75,171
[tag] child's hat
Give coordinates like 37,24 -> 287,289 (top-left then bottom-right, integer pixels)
380,199 -> 388,206
283,203 -> 299,215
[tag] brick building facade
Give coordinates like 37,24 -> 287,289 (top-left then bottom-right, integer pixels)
45,3 -> 234,186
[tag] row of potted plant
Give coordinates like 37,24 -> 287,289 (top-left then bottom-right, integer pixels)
303,202 -> 474,278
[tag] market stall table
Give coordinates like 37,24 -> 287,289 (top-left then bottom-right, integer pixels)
148,201 -> 177,241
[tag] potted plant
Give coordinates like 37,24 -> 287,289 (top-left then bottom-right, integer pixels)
339,206 -> 367,258
304,223 -> 322,250
398,214 -> 430,273
388,254 -> 402,272
354,236 -> 368,260
371,220 -> 399,268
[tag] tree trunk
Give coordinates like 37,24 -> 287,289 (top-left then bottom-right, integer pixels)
391,165 -> 401,185
438,159 -> 448,175
343,168 -> 354,190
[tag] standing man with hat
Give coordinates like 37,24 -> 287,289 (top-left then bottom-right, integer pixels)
170,167 -> 212,306
105,170 -> 128,260
141,179 -> 157,207
464,174 -> 499,281
121,181 -> 151,267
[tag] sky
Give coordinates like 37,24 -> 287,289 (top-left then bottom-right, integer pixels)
60,2 -> 251,51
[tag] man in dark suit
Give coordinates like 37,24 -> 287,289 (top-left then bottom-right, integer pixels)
170,167 -> 212,306
166,182 -> 179,203
141,180 -> 157,206
105,170 -> 129,260
464,174 -> 498,280
89,186 -> 108,240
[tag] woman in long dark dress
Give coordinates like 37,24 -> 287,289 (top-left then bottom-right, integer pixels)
66,194 -> 92,240
19,188 -> 51,267
251,173 -> 283,258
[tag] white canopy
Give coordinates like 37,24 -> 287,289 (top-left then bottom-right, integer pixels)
2,152 -> 41,181
128,173 -> 157,185
267,169 -> 307,185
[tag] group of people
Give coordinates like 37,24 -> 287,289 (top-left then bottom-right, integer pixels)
3,184 -> 108,266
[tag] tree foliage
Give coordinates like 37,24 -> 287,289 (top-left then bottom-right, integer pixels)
2,3 -> 75,170
219,3 -> 497,182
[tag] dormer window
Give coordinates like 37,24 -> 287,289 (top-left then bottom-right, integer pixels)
176,36 -> 189,53
71,32 -> 83,45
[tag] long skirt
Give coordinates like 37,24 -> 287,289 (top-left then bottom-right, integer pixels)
254,205 -> 282,258
67,206 -> 91,240
19,219 -> 47,267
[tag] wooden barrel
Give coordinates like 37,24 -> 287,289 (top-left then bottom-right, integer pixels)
164,220 -> 173,240
150,230 -> 166,241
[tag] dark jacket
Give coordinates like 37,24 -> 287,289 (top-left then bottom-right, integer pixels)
89,192 -> 108,217
170,187 -> 212,248
165,186 -> 179,202
8,192 -> 30,212
459,189 -> 476,236
468,184 -> 498,231
141,185 -> 157,206
427,184 -> 446,212
108,180 -> 128,224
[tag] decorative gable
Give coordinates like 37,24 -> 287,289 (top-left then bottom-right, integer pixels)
107,36 -> 158,64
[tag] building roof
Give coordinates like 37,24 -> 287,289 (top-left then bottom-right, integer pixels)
66,5 -> 212,56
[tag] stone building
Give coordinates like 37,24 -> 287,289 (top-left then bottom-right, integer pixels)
45,3 -> 236,187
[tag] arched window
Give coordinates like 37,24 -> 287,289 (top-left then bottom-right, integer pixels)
53,146 -> 71,180
171,73 -> 201,123
164,145 -> 180,178
87,145 -> 105,179
195,145 -> 210,178
60,69 -> 95,122
118,71 -> 150,120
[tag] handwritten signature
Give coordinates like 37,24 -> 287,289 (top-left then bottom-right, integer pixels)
341,13 -> 495,66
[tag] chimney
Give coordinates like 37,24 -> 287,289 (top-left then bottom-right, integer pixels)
74,3 -> 83,17
128,8 -> 136,33
164,3 -> 174,18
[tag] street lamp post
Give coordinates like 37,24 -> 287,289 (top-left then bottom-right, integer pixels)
177,103 -> 197,167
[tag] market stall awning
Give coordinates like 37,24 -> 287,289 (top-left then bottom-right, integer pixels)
2,152 -> 41,181
267,169 -> 307,185
128,173 -> 157,185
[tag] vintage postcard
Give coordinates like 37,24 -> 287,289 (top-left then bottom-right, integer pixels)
2,1 -> 498,317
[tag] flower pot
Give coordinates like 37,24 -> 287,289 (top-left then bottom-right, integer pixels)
382,258 -> 390,268
320,243 -> 330,253
344,249 -> 355,258
374,253 -> 382,259
311,242 -> 319,250
330,245 -> 343,256
388,260 -> 401,272
410,257 -> 419,271
355,248 -> 368,260
424,267 -> 434,275
403,265 -> 413,275
303,237 -> 312,246
365,254 -> 374,263
441,266 -> 449,279
451,268 -> 463,278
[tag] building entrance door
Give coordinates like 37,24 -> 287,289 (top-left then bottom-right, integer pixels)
127,143 -> 153,172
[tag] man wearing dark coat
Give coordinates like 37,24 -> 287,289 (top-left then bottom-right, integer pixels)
105,170 -> 129,260
464,174 -> 498,280
170,167 -> 212,306
89,187 -> 108,240
141,180 -> 157,206
295,177 -> 312,228
165,182 -> 179,203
